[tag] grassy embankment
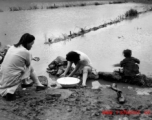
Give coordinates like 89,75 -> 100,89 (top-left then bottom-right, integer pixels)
44,8 -> 152,45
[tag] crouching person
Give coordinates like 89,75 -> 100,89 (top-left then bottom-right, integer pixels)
0,33 -> 47,101
113,49 -> 142,84
61,50 -> 99,87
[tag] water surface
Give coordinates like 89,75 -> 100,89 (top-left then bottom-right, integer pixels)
0,2 -> 152,90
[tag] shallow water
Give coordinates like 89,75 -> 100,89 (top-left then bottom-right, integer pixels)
0,2 -> 152,90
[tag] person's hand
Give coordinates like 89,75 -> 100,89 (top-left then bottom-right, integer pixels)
67,74 -> 72,77
32,57 -> 40,61
113,64 -> 117,67
60,73 -> 66,77
113,64 -> 120,67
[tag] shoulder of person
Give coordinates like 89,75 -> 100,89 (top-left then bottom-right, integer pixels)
19,46 -> 30,52
73,50 -> 89,60
73,50 -> 82,58
73,50 -> 81,54
120,58 -> 126,62
16,46 -> 31,57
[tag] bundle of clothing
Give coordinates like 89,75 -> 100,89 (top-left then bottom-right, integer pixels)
46,56 -> 74,77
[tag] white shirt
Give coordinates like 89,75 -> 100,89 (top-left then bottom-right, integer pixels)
0,45 -> 31,86
74,50 -> 92,68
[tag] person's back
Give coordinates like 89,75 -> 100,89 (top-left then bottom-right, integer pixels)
74,50 -> 92,67
1,45 -> 31,73
0,45 -> 31,86
120,57 -> 140,77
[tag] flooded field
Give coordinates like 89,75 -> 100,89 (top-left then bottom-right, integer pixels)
1,1 -> 152,120
0,2 -> 152,88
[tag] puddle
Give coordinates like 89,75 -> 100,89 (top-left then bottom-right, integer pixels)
135,88 -> 152,95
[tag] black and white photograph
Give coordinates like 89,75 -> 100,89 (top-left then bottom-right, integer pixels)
0,0 -> 152,120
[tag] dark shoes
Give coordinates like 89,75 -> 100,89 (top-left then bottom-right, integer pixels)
111,83 -> 125,104
111,83 -> 118,91
21,82 -> 34,88
3,93 -> 16,101
36,85 -> 47,91
117,91 -> 125,104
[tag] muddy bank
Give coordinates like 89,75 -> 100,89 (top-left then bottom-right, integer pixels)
0,82 -> 152,120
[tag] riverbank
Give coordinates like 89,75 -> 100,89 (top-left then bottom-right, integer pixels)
1,0 -> 152,12
0,0 -> 125,12
0,82 -> 152,120
1,1 -> 152,120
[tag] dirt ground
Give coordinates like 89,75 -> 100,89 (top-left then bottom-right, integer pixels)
0,77 -> 152,120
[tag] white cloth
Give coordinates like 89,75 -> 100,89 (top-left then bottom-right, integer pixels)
0,45 -> 32,96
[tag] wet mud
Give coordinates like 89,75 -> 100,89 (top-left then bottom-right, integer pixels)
0,83 -> 152,120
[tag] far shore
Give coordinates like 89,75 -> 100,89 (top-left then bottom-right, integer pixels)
0,0 -> 152,12
0,0 -> 123,12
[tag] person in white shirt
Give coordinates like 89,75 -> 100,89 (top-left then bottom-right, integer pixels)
61,50 -> 98,87
0,33 -> 47,101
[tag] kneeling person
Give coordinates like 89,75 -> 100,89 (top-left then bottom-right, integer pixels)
61,50 -> 98,87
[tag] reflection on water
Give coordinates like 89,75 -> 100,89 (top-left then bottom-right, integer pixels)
0,3 -> 152,89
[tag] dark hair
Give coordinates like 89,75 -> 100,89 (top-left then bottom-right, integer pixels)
14,33 -> 35,49
123,49 -> 132,58
66,51 -> 80,64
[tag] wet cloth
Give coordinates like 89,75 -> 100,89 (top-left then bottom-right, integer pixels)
47,56 -> 73,76
120,57 -> 140,77
0,45 -> 32,96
